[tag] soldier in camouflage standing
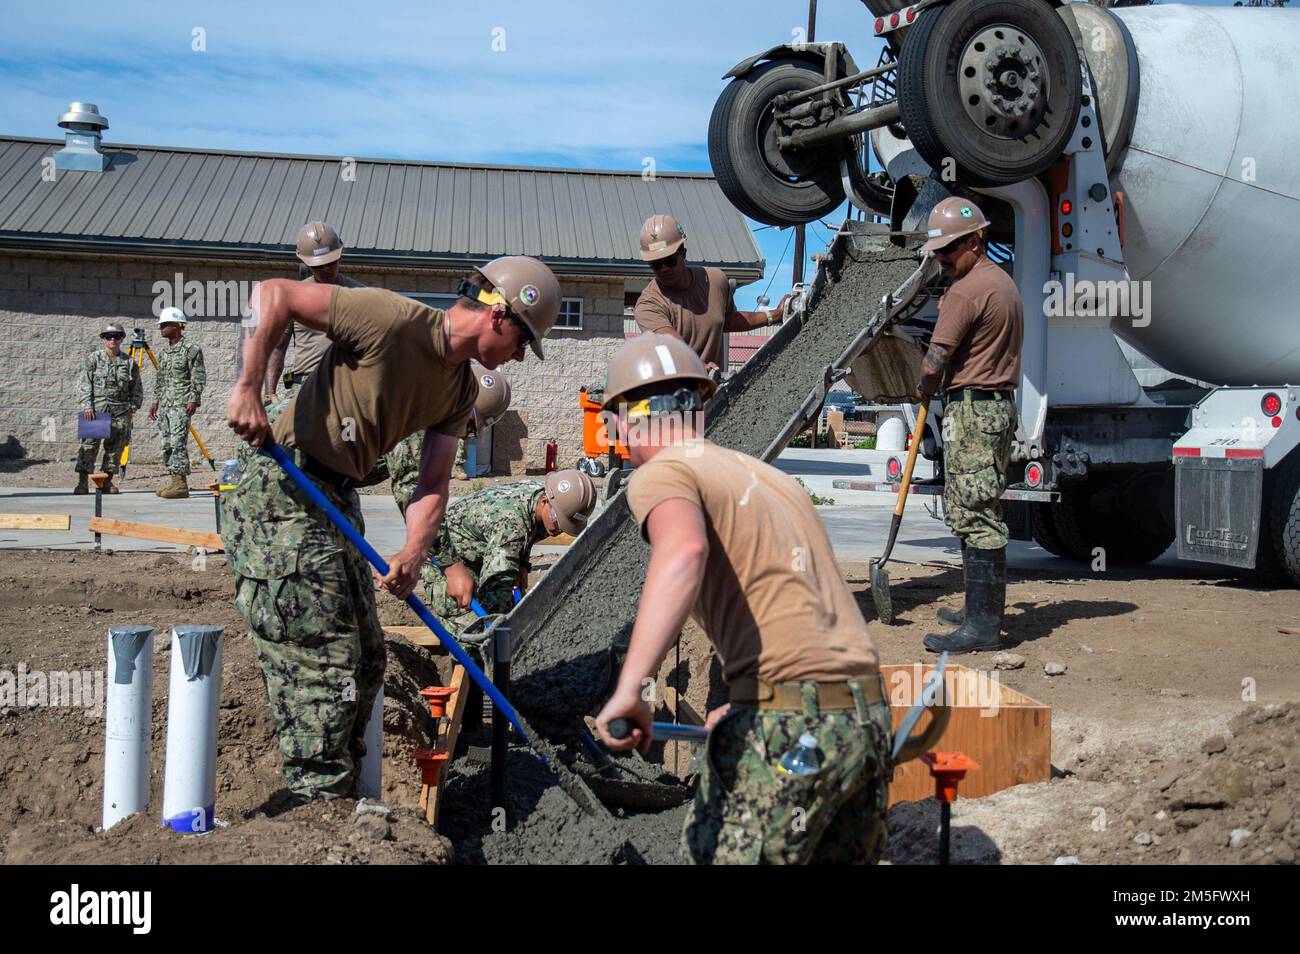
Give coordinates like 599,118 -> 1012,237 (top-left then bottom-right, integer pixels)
594,334 -> 890,865
915,197 -> 1023,654
149,306 -> 206,499
74,322 -> 142,494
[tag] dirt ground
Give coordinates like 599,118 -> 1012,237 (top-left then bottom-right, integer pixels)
0,549 -> 1296,864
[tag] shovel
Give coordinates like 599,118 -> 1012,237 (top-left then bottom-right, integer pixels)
870,402 -> 928,624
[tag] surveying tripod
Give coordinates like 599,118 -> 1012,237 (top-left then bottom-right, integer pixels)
119,327 -> 216,478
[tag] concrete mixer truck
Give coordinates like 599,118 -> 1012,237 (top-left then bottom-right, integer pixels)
707,0 -> 1300,584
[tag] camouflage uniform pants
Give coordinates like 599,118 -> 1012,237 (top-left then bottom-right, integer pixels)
942,394 -> 1017,550
683,678 -> 892,865
75,413 -> 131,475
220,452 -> 386,799
157,405 -> 191,476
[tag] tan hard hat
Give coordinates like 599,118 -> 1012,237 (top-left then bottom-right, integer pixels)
920,197 -> 991,253
101,322 -> 125,336
601,333 -> 717,411
469,361 -> 511,432
297,221 -> 343,267
544,469 -> 597,536
639,214 -> 686,262
475,256 -> 561,360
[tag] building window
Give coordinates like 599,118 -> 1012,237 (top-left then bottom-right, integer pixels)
556,297 -> 583,330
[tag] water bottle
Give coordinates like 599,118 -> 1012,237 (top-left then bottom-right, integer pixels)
219,458 -> 242,491
777,732 -> 821,776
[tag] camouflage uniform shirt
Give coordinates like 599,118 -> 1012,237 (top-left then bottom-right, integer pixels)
77,349 -> 143,415
155,338 -> 205,408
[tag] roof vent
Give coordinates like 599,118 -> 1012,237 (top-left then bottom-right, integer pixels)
53,102 -> 109,172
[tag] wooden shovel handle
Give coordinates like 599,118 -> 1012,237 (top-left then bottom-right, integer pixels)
893,403 -> 928,518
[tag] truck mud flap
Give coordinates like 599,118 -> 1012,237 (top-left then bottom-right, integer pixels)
1174,456 -> 1263,568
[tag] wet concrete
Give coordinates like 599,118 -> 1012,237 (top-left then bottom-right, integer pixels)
510,235 -> 924,728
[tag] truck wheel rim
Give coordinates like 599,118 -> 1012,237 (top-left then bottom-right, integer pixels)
957,25 -> 1047,139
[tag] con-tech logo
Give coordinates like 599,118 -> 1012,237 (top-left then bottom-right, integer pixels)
49,885 -> 151,934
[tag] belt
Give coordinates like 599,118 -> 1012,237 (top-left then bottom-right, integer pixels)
728,675 -> 884,710
945,388 -> 1013,402
299,452 -> 357,494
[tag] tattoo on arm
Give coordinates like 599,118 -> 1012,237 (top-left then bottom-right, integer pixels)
918,342 -> 952,398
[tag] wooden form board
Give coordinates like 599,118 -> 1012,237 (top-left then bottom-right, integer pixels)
0,513 -> 71,531
883,662 -> 1051,805
88,517 -> 223,551
422,665 -> 468,829
383,625 -> 444,652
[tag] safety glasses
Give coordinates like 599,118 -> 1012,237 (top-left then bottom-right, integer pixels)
649,251 -> 679,271
100,333 -> 125,341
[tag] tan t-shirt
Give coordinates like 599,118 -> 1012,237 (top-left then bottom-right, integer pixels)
271,287 -> 477,480
931,256 -> 1024,391
634,266 -> 738,368
281,275 -> 365,380
626,440 -> 878,684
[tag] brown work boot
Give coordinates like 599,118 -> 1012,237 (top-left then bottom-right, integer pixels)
74,473 -> 89,495
102,478 -> 120,494
158,475 -> 189,499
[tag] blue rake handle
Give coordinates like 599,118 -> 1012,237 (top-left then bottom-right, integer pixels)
261,444 -> 536,754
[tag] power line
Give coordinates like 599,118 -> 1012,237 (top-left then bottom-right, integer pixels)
760,227 -> 795,301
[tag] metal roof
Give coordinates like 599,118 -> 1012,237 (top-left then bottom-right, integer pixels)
0,137 -> 764,279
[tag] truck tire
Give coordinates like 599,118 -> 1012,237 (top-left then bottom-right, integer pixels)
708,59 -> 848,226
898,0 -> 1082,186
1266,452 -> 1300,586
1049,474 -> 1174,566
1029,503 -> 1072,558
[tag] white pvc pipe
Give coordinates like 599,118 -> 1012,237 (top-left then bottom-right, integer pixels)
161,625 -> 224,834
356,687 -> 383,799
102,625 -> 155,831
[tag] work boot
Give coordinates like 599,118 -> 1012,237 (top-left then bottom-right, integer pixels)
74,472 -> 89,495
936,540 -> 968,625
924,546 -> 1006,654
158,475 -> 189,499
102,477 -> 120,494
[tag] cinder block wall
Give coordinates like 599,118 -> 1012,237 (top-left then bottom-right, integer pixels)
0,251 -> 625,476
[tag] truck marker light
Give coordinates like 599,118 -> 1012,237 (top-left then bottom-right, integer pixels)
1273,417 -> 1282,428
906,7 -> 916,23
1261,392 -> 1282,416
891,13 -> 900,28
1061,200 -> 1072,215
1026,462 -> 1044,488
875,17 -> 885,32
1062,223 -> 1073,238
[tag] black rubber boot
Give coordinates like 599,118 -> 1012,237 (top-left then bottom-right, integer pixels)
924,546 -> 1006,654
936,540 -> 968,625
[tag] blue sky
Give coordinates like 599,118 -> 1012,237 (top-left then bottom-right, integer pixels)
0,0 -> 1240,307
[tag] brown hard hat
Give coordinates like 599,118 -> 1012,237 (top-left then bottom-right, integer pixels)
475,256 -> 561,360
639,214 -> 686,262
544,469 -> 597,536
920,197 -> 991,253
469,361 -> 511,432
601,332 -> 717,411
101,322 -> 125,337
296,221 -> 344,267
